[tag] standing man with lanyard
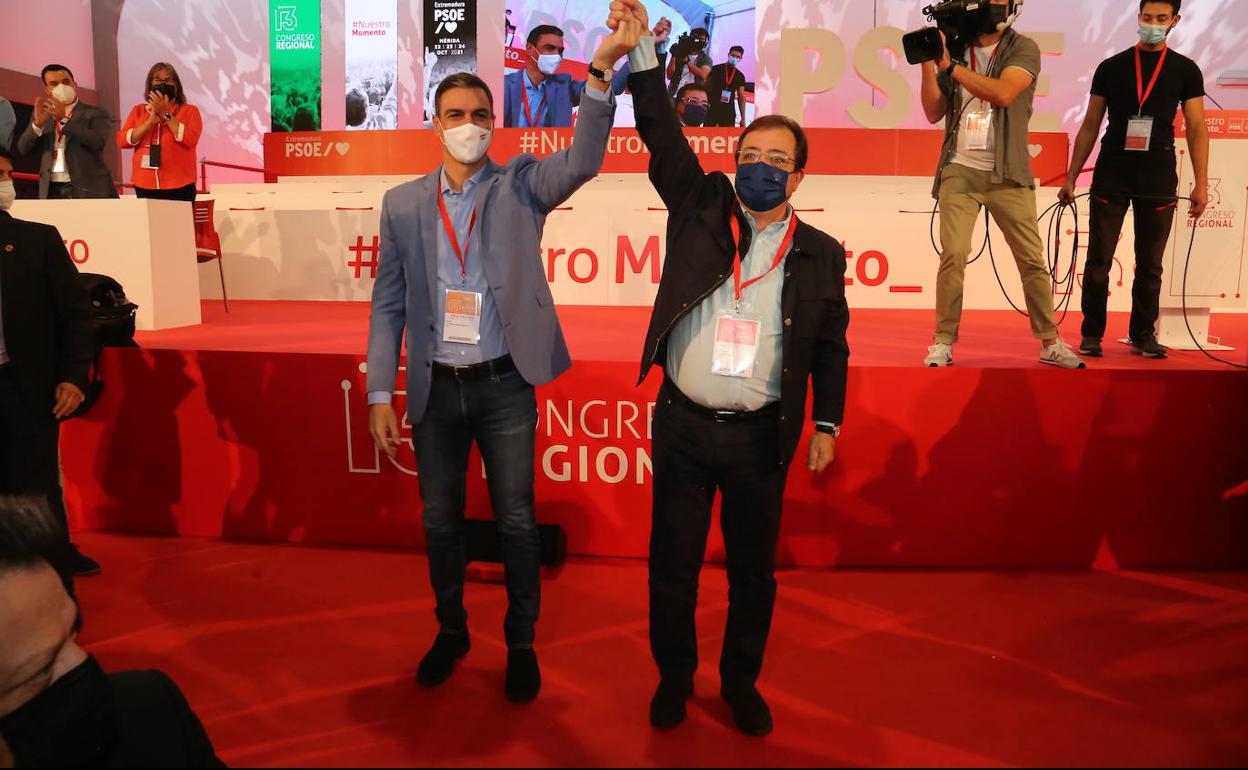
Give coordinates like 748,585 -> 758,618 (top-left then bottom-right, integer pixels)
503,24 -> 630,128
916,0 -> 1084,369
367,18 -> 642,703
17,65 -> 117,200
1061,0 -> 1208,359
703,45 -> 748,128
611,0 -> 850,737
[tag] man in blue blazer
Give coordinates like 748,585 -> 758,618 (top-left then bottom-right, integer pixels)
503,24 -> 631,128
366,16 -> 646,703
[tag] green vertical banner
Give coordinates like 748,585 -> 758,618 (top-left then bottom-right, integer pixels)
270,0 -> 323,132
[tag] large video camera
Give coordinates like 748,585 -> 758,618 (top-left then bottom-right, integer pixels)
669,31 -> 707,60
902,0 -> 1022,65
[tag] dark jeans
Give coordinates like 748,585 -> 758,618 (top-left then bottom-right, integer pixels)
135,184 -> 197,202
649,381 -> 790,691
47,182 -> 73,200
0,368 -> 71,566
1081,153 -> 1179,341
412,366 -> 541,649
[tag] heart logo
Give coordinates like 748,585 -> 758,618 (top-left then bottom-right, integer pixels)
1028,143 -> 1042,158
444,21 -> 458,34
336,142 -> 350,156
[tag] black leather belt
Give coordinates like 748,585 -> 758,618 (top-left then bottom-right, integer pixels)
432,355 -> 517,382
661,380 -> 781,424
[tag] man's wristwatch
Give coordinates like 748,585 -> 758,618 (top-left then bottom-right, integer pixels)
945,62 -> 958,79
815,423 -> 841,438
163,112 -> 174,121
587,62 -> 614,84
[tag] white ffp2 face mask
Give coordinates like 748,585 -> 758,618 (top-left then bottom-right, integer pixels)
52,83 -> 77,104
438,121 -> 492,164
535,53 -> 562,76
0,180 -> 15,211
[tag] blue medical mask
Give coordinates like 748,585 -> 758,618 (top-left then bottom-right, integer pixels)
1138,23 -> 1170,46
534,53 -> 562,76
681,103 -> 707,126
734,162 -> 790,212
727,55 -> 741,66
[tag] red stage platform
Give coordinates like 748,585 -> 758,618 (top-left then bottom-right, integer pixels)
74,532 -> 1248,767
60,302 -> 1248,569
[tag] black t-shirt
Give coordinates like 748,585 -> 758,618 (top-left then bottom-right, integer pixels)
705,64 -> 746,108
1091,46 -> 1204,156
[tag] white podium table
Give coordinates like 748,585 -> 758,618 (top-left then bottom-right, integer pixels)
9,198 -> 202,330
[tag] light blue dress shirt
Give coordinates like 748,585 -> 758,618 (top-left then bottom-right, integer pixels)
666,208 -> 793,412
517,70 -> 548,129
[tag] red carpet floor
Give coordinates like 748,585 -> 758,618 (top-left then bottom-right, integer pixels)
147,301 -> 1248,369
74,532 -> 1248,767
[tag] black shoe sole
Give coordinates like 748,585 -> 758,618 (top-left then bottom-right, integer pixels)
1078,349 -> 1103,357
73,566 -> 102,577
505,684 -> 541,704
415,643 -> 470,687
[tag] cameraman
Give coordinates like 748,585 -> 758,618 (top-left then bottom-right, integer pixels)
666,27 -> 712,100
917,0 -> 1084,369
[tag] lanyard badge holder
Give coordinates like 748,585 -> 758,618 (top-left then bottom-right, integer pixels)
710,210 -> 798,379
720,65 -> 736,104
962,46 -> 999,151
438,187 -> 483,345
1127,44 -> 1167,152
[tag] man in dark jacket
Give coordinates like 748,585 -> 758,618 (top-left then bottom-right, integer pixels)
0,496 -> 224,768
610,0 -> 850,738
0,147 -> 99,577
16,65 -> 117,200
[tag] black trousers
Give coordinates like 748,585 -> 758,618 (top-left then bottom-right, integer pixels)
135,184 -> 197,202
649,380 -> 790,691
0,367 -> 71,554
1081,153 -> 1179,341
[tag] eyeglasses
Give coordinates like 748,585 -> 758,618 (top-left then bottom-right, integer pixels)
738,149 -> 797,169
151,78 -> 177,86
680,97 -> 709,108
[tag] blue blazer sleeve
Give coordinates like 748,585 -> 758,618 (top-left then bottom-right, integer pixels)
521,87 -> 616,213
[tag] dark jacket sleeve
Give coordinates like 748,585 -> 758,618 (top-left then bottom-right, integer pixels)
62,105 -> 111,153
44,225 -> 93,391
628,64 -> 709,214
811,238 -> 851,426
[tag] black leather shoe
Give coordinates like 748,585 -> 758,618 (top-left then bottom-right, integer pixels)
416,632 -> 470,687
68,545 -> 101,577
505,648 -> 541,703
721,684 -> 773,736
649,676 -> 693,728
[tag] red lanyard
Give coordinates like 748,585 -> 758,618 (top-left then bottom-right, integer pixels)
968,44 -> 999,75
724,64 -> 736,87
728,208 -> 798,303
520,81 -> 546,128
1134,43 -> 1168,114
437,185 -> 477,279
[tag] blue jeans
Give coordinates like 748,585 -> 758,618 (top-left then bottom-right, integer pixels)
412,367 -> 541,648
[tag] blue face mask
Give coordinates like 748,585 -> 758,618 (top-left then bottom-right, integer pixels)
734,162 -> 790,212
1138,23 -> 1170,46
681,103 -> 707,126
727,56 -> 741,66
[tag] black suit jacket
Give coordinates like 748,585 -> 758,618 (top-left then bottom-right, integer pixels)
0,211 -> 93,412
628,66 -> 851,464
16,102 -> 119,199
105,671 -> 225,768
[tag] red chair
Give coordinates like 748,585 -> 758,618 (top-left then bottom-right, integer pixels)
193,198 -> 229,312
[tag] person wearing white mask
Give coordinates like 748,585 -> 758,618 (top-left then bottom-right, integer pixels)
1060,0 -> 1208,360
17,65 -> 117,199
503,24 -> 631,127
366,17 -> 645,703
0,147 -> 100,581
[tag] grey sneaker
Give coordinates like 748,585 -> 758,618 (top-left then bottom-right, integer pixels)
1078,337 -> 1103,357
1130,335 -> 1168,359
924,343 -> 953,367
1039,339 -> 1086,369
